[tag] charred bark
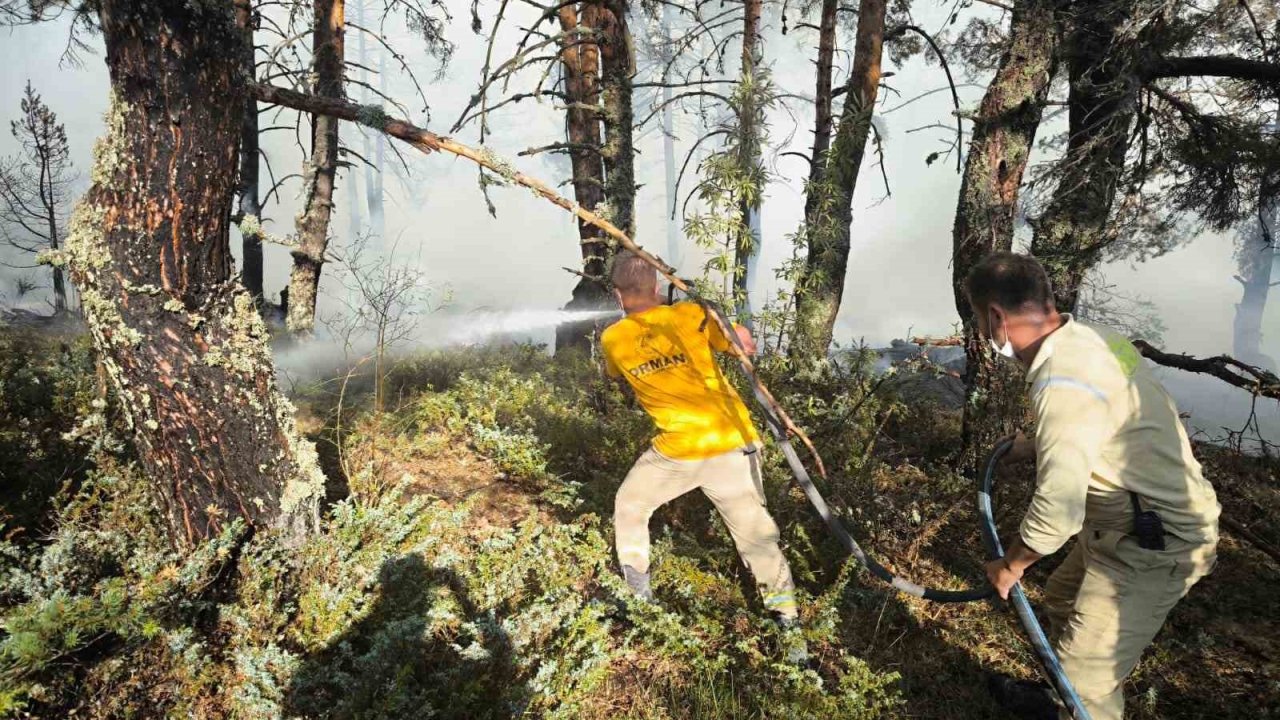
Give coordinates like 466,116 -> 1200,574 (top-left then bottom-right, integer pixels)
789,0 -> 887,361
554,1 -> 610,352
951,0 -> 1061,474
1030,0 -> 1139,312
235,0 -> 264,304
288,0 -> 345,336
68,0 -> 323,548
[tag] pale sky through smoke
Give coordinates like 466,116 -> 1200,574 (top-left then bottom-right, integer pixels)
0,2 -> 1275,444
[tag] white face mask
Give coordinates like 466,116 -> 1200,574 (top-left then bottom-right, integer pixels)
988,316 -> 1016,359
989,335 -> 1016,359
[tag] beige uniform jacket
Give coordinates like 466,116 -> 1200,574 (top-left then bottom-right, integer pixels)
1019,316 -> 1220,556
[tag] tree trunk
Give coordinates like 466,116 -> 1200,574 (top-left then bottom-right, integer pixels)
288,0 -> 345,336
555,1 -> 611,352
370,51 -> 387,238
41,172 -> 67,313
1234,203 -> 1277,372
1029,0 -> 1138,312
67,0 -> 323,548
788,0 -> 886,362
235,0 -> 264,304
951,0 -> 1061,475
809,0 -> 837,172
599,0 -> 635,239
346,0 -> 365,244
661,1 -> 680,269
734,0 -> 764,321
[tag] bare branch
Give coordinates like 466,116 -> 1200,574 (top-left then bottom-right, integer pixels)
1133,340 -> 1280,400
1143,55 -> 1280,83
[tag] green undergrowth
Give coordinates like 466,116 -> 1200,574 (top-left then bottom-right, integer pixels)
0,338 -> 905,718
0,328 -> 103,539
3,333 -> 1275,719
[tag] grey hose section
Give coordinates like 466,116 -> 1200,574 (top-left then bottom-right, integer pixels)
687,296 -> 1086,714
702,300 -> 993,603
981,438 -> 1092,720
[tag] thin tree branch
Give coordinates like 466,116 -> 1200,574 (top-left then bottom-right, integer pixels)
1133,340 -> 1280,400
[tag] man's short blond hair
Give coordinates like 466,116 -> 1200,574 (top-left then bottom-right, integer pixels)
611,251 -> 658,295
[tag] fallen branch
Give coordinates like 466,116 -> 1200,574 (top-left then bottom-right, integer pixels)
1221,514 -> 1280,567
911,335 -> 962,347
1132,340 -> 1280,400
250,82 -> 828,478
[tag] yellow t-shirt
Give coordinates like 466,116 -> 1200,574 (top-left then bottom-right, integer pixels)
601,301 -> 760,459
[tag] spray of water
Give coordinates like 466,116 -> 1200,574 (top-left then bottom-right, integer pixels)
438,309 -> 619,346
272,307 -> 622,380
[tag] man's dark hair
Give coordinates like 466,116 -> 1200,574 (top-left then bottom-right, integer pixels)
964,252 -> 1055,313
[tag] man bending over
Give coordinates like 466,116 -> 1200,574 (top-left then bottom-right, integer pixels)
968,253 -> 1220,720
601,252 -> 802,641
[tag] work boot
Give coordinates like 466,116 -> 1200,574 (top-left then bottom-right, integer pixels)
775,615 -> 810,666
985,672 -> 1058,720
621,564 -> 654,602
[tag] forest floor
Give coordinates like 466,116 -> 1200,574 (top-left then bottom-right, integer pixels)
1,328 -> 1277,718
289,343 -> 1280,719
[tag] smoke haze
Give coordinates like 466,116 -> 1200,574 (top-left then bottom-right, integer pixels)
1,4 -> 1275,446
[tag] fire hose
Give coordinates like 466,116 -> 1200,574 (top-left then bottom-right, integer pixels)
697,299 -> 1091,720
241,86 -> 1086,714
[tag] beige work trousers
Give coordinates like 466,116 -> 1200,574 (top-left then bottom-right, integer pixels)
1044,528 -> 1217,720
614,446 -> 797,616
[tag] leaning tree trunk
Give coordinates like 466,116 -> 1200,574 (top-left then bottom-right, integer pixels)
733,0 -> 764,321
235,0 -> 265,304
788,0 -> 887,362
1029,0 -> 1138,312
288,0 -> 345,336
951,0 -> 1061,475
65,0 -> 323,548
554,1 -> 610,352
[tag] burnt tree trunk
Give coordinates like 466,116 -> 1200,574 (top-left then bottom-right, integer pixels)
66,0 -> 323,547
235,0 -> 264,304
554,2 -> 610,352
1030,0 -> 1139,312
789,0 -> 886,362
288,0 -> 345,336
733,0 -> 764,319
951,0 -> 1061,475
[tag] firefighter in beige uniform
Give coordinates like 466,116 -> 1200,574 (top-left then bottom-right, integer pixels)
967,253 -> 1220,720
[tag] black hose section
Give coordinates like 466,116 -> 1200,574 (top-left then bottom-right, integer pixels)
980,439 -> 1092,720
698,299 -> 994,603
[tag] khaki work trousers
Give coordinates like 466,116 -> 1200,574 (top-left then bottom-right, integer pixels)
614,446 -> 797,615
1044,528 -> 1217,720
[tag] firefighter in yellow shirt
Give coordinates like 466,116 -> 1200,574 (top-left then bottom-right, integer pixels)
966,253 -> 1220,720
601,252 -> 803,656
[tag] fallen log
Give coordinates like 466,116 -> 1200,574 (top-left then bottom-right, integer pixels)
910,335 -> 963,347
